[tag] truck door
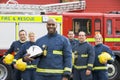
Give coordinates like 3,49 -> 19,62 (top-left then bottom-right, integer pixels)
104,14 -> 120,80
103,14 -> 120,50
104,15 -> 115,50
104,17 -> 114,49
113,18 -> 120,50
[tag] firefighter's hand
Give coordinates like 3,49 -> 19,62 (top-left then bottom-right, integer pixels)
86,69 -> 91,75
62,74 -> 70,80
23,54 -> 34,62
13,64 -> 17,69
62,77 -> 68,80
2,56 -> 6,64
2,59 -> 5,64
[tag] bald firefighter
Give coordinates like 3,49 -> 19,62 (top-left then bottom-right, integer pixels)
23,18 -> 72,80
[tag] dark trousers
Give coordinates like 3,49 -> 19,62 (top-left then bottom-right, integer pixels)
12,69 -> 21,80
73,69 -> 92,80
21,69 -> 36,80
93,70 -> 108,80
35,74 -> 62,80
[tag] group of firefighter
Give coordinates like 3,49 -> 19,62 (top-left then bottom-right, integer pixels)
3,18 -> 115,80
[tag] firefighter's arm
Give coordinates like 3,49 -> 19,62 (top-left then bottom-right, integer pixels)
12,47 -> 23,65
14,44 -> 32,63
63,38 -> 72,79
87,45 -> 95,70
14,45 -> 33,69
4,42 -> 15,56
14,44 -> 26,60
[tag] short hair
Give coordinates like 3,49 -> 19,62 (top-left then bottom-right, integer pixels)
79,31 -> 86,36
95,33 -> 103,38
68,30 -> 74,34
28,32 -> 35,36
19,29 -> 27,35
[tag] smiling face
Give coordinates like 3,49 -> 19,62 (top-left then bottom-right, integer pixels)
19,30 -> 27,42
68,31 -> 75,40
46,19 -> 57,34
78,31 -> 86,43
94,33 -> 103,45
29,32 -> 35,42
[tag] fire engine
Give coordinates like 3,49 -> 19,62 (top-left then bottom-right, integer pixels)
62,12 -> 120,80
0,1 -> 120,80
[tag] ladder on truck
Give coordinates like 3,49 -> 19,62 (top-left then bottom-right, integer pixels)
0,0 -> 86,15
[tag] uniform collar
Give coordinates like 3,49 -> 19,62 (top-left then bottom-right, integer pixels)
19,40 -> 26,43
79,41 -> 87,45
47,31 -> 58,37
29,41 -> 35,44
95,43 -> 103,47
69,39 -> 75,42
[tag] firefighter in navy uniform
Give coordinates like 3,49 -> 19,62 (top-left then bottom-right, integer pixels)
3,29 -> 27,80
73,31 -> 95,80
23,18 -> 72,80
93,33 -> 115,80
67,30 -> 79,80
14,32 -> 37,80
67,30 -> 79,50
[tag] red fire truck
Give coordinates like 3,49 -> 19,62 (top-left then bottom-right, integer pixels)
0,1 -> 120,80
63,12 -> 120,80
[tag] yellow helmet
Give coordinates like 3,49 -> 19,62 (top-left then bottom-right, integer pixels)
98,52 -> 112,64
3,54 -> 14,65
16,59 -> 27,71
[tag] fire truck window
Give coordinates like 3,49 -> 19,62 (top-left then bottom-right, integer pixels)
94,19 -> 101,34
73,19 -> 92,35
107,20 -> 112,35
115,19 -> 120,35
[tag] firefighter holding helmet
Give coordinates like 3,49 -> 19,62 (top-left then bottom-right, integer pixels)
14,32 -> 38,80
23,18 -> 72,80
3,30 -> 27,80
93,33 -> 115,80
